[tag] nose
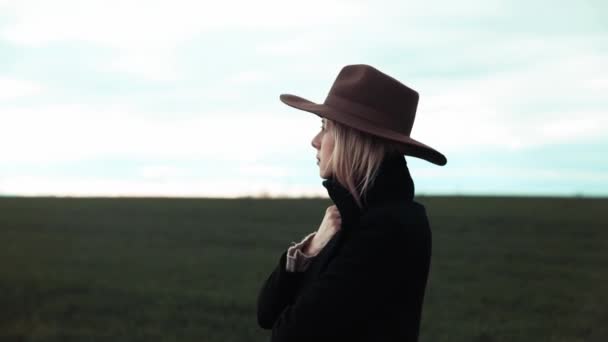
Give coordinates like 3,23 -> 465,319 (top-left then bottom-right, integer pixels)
311,132 -> 321,150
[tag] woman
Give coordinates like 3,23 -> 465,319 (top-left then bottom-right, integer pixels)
256,64 -> 447,342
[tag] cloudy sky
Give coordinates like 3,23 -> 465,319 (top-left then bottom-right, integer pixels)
0,0 -> 606,198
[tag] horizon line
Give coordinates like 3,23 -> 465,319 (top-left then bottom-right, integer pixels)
0,193 -> 606,200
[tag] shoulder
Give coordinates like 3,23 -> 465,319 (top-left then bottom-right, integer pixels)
359,200 -> 429,231
337,200 -> 431,270
352,200 -> 431,248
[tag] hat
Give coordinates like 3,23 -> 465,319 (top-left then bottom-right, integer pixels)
279,64 -> 447,166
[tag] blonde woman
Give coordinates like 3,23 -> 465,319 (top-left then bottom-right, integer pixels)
257,64 -> 447,342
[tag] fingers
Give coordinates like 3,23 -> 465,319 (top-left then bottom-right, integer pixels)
324,205 -> 342,231
326,205 -> 341,217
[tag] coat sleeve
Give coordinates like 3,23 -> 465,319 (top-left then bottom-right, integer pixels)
269,223 -> 406,341
257,247 -> 308,329
257,231 -> 320,329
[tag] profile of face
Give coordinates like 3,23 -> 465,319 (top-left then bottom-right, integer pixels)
311,118 -> 335,179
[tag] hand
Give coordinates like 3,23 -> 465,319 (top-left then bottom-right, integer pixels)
304,205 -> 342,255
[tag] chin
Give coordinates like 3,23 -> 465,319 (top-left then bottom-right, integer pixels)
318,164 -> 331,179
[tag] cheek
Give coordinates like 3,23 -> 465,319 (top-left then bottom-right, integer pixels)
320,136 -> 329,155
322,135 -> 334,156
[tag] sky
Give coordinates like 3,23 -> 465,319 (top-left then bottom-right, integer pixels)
0,0 -> 606,198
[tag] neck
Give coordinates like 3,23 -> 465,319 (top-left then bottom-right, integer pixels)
321,153 -> 415,229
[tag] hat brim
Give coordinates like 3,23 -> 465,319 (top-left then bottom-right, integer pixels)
280,93 -> 447,166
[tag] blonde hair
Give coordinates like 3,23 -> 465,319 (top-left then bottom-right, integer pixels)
326,119 -> 403,208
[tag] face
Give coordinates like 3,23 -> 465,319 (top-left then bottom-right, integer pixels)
311,118 -> 335,179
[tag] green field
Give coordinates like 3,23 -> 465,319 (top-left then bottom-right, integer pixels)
0,196 -> 606,341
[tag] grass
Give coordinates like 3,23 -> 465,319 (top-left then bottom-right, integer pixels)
0,196 -> 606,341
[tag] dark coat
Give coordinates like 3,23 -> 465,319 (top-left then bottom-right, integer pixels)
256,153 -> 432,342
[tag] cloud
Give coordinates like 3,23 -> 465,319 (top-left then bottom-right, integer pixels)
414,164 -> 608,182
102,49 -> 182,82
0,0 -> 367,81
0,174 -> 327,198
0,0 -> 365,48
137,162 -> 293,181
235,162 -> 290,178
0,103 -> 319,164
138,165 -> 195,180
0,78 -> 44,100
411,50 -> 608,152
223,70 -> 274,86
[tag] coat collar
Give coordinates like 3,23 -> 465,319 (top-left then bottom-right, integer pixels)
321,153 -> 415,229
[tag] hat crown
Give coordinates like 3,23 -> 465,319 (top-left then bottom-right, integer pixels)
324,64 -> 419,135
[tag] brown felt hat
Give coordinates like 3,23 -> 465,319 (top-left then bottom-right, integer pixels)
280,64 -> 447,166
